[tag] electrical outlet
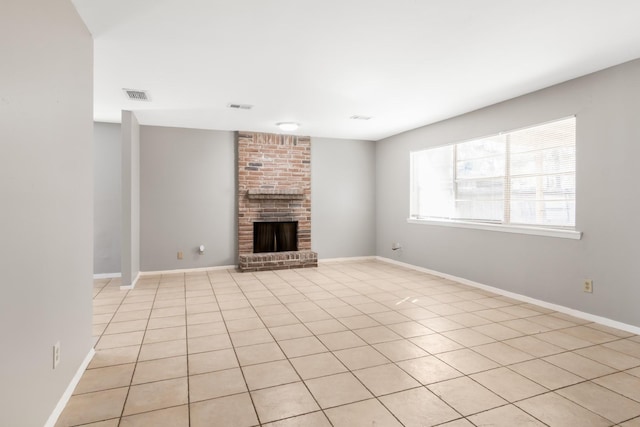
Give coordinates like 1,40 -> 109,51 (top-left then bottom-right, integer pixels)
177,251 -> 183,260
53,342 -> 60,369
583,279 -> 593,293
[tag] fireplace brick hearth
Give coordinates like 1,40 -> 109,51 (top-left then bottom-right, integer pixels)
238,251 -> 318,272
236,131 -> 317,272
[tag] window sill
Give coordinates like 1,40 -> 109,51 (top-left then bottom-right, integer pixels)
406,218 -> 582,240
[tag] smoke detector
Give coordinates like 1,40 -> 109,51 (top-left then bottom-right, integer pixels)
227,103 -> 254,110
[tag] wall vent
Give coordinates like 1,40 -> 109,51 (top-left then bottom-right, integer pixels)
123,89 -> 150,101
350,115 -> 372,120
227,103 -> 254,110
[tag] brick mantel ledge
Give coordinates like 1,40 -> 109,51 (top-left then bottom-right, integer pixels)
246,188 -> 305,200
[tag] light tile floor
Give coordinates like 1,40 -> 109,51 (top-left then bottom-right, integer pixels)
57,260 -> 640,426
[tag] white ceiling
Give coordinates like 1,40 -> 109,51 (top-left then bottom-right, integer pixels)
72,0 -> 640,141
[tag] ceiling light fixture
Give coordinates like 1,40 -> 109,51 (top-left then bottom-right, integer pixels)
276,122 -> 299,132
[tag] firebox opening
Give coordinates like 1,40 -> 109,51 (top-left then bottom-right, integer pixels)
253,221 -> 298,253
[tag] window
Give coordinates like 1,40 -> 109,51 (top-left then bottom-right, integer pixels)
410,117 -> 576,230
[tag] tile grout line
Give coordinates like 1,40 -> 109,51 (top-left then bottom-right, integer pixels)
318,274 -> 465,426
116,274 -> 162,426
261,268 -> 369,425
259,267 -> 392,425
91,278 -> 128,343
239,266 -> 604,421
182,272 -> 192,427
66,261 -> 640,426
229,268 -> 333,426
241,267 -> 458,426
298,264 -> 640,425
207,268 -> 264,427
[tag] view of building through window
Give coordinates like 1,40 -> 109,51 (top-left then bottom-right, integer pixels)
410,117 -> 576,228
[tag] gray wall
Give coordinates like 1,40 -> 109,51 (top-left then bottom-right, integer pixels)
312,138 -> 376,258
0,0 -> 94,425
376,58 -> 640,327
140,126 -> 236,270
122,111 -> 140,285
137,129 -> 375,271
94,122 -> 121,274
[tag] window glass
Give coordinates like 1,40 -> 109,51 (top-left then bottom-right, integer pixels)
410,117 -> 576,228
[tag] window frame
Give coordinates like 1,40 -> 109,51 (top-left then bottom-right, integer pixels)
408,117 -> 582,240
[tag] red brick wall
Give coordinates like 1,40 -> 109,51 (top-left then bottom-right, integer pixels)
237,132 -> 312,257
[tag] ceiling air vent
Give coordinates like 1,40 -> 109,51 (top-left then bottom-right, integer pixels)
123,89 -> 150,101
350,115 -> 372,120
227,103 -> 254,110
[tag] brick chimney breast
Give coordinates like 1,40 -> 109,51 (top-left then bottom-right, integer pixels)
236,131 -> 317,271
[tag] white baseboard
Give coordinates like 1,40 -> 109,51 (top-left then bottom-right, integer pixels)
93,272 -> 121,279
140,259 -> 375,274
120,271 -> 140,290
319,256 -> 377,263
44,347 -> 95,427
139,265 -> 236,276
376,256 -> 640,336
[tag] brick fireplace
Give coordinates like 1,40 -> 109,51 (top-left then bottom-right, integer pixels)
236,131 -> 318,272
